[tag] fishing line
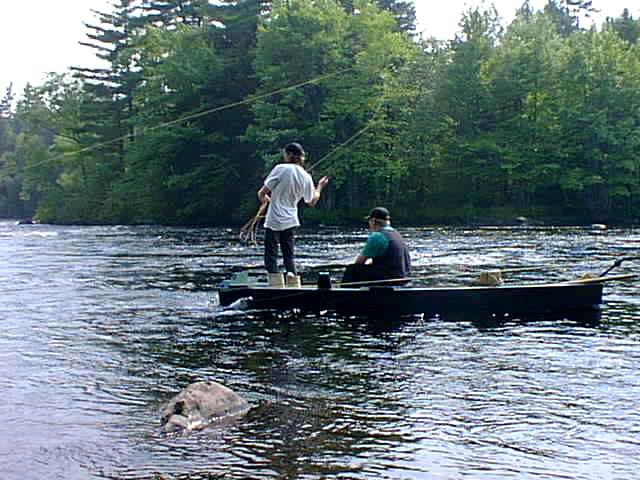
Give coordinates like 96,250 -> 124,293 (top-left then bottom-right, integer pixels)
239,103 -> 385,245
307,103 -> 384,172
25,67 -> 355,170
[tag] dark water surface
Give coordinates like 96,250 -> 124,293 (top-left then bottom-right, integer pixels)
1,221 -> 639,480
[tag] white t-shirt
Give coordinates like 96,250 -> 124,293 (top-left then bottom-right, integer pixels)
263,163 -> 315,231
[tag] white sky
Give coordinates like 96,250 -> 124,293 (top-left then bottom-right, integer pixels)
1,0 -> 639,98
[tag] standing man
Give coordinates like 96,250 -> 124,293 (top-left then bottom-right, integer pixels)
342,207 -> 411,285
257,142 -> 329,276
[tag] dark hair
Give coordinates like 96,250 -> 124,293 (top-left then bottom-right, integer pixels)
284,142 -> 305,164
367,207 -> 391,222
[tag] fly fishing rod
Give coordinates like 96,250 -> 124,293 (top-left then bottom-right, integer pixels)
599,256 -> 640,277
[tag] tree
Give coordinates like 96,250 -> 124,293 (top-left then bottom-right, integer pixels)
552,30 -> 640,220
543,0 -> 578,36
375,0 -> 417,33
427,6 -> 502,210
0,83 -> 14,118
543,0 -> 598,36
0,83 -> 14,165
245,0 -> 417,212
112,23 -> 229,224
337,0 -> 416,32
0,83 -> 56,219
606,8 -> 640,45
100,0 -> 268,224
482,12 -> 564,210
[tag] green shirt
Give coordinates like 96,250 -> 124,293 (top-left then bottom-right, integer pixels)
361,227 -> 393,258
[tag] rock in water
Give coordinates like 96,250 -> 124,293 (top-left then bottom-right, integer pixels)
160,381 -> 250,433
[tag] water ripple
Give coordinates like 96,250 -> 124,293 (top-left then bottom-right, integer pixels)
1,222 -> 640,479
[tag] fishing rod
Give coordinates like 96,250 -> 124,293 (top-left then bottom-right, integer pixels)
239,104 -> 385,245
337,271 -> 638,289
335,267 -> 546,288
570,273 -> 637,284
599,256 -> 640,277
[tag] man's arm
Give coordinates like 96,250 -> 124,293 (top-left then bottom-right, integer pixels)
257,185 -> 271,204
306,176 -> 329,207
353,232 -> 387,264
354,254 -> 369,265
260,164 -> 283,204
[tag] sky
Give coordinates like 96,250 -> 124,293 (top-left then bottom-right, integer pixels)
1,0 -> 639,99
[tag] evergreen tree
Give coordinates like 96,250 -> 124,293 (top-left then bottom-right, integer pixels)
543,0 -> 597,36
0,83 -> 14,118
375,0 -> 417,33
0,83 -> 14,161
105,0 -> 266,224
606,8 -> 640,44
338,0 -> 416,33
565,0 -> 598,30
543,0 -> 578,36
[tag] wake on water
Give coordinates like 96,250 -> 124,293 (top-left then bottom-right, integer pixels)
213,296 -> 254,317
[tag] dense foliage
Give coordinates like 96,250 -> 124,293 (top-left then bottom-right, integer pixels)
1,0 -> 640,225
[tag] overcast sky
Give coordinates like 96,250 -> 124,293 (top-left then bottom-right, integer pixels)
1,0 -> 638,98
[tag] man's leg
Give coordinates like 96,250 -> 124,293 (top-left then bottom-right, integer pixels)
342,264 -> 377,284
280,228 -> 296,274
264,228 -> 280,273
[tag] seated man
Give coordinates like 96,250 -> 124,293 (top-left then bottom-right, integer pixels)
342,207 -> 411,286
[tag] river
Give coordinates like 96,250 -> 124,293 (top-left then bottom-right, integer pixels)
1,220 -> 639,479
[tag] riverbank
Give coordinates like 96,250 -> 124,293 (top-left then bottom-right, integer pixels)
301,206 -> 640,228
4,205 -> 639,228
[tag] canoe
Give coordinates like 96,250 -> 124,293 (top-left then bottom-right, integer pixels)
217,279 -> 605,318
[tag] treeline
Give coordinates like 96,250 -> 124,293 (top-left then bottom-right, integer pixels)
1,0 -> 640,225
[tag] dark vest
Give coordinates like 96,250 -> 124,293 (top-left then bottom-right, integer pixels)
371,228 -> 411,278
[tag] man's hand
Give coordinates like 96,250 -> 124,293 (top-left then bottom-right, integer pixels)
308,176 -> 330,207
257,186 -> 271,204
317,176 -> 330,189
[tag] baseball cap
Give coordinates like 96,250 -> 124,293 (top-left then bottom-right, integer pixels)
284,142 -> 305,157
366,207 -> 391,221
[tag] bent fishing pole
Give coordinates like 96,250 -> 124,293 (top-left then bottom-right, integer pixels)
599,256 -> 640,277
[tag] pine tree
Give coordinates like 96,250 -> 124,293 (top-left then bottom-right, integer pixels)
543,0 -> 597,36
543,0 -> 577,36
375,0 -> 416,33
0,83 -> 14,119
606,8 -> 640,45
337,0 -> 416,33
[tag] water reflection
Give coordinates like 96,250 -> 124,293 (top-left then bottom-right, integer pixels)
1,221 -> 639,479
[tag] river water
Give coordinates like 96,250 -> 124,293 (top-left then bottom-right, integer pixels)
1,220 -> 639,480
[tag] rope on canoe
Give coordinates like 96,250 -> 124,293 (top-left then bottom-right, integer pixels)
239,202 -> 267,245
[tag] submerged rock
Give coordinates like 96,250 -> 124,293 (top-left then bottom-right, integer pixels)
160,381 -> 250,433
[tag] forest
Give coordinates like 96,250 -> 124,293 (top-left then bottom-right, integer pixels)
1,0 -> 640,226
